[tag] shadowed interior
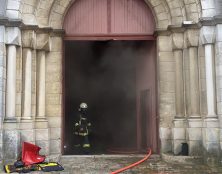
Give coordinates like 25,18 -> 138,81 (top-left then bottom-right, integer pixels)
64,40 -> 155,154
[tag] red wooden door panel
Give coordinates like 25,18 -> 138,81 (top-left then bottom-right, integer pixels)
63,0 -> 155,36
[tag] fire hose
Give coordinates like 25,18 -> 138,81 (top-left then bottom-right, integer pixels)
110,148 -> 152,174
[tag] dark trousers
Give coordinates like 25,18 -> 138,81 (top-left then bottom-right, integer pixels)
74,135 -> 90,154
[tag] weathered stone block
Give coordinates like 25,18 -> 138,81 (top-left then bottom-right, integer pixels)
7,0 -> 20,10
46,63 -> 61,74
215,42 -> 222,56
46,105 -> 61,117
3,129 -> 20,160
0,43 -> 5,58
22,4 -> 35,14
48,117 -> 62,128
19,121 -> 34,130
185,29 -> 199,47
35,129 -> 49,141
200,26 -> 216,45
159,62 -> 175,72
188,128 -> 202,141
50,128 -> 61,140
204,118 -> 220,128
47,51 -> 62,62
158,36 -> 172,52
189,140 -> 202,156
46,94 -> 61,105
160,127 -> 172,139
173,140 -> 185,155
154,4 -> 165,14
0,131 -> 2,144
157,19 -> 170,28
36,33 -> 51,51
216,24 -> 222,42
0,143 -> 2,160
173,128 -> 186,140
36,140 -> 49,155
0,0 -> 6,17
22,30 -> 36,48
46,73 -> 61,83
20,129 -> 35,142
0,26 -> 5,43
172,33 -> 184,50
160,139 -> 172,153
22,14 -> 37,25
50,139 -> 61,154
174,119 -> 187,128
188,119 -> 203,128
46,82 -> 62,94
50,37 -> 62,52
204,128 -> 220,142
157,12 -> 168,21
6,27 -> 21,46
6,10 -> 21,19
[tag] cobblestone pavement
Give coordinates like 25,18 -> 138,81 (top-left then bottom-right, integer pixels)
1,155 -> 222,174
59,155 -> 222,174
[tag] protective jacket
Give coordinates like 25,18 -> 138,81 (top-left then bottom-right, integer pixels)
74,115 -> 91,149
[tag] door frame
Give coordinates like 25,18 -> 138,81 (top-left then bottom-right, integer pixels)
61,36 -> 159,154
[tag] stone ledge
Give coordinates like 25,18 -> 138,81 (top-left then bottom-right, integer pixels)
161,153 -> 203,165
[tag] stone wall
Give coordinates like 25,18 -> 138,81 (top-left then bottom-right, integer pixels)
157,35 -> 175,153
46,36 -> 62,154
1,0 -> 222,166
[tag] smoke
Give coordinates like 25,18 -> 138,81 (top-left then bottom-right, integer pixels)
65,40 -> 149,154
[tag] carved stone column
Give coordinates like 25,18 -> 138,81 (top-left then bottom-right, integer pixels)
3,27 -> 21,160
35,32 -> 51,155
19,30 -> 36,143
185,29 -> 202,156
201,26 -> 220,165
0,25 -> 5,165
172,31 -> 186,154
216,23 -> 222,165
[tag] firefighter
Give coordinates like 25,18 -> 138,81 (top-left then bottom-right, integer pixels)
74,102 -> 92,154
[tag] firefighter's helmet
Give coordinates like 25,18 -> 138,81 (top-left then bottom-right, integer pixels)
80,103 -> 88,109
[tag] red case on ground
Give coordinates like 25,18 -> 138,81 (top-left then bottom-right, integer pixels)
22,142 -> 45,166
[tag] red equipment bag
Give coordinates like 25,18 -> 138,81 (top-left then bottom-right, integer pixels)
22,142 -> 45,165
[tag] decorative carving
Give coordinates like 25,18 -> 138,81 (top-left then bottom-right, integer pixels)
172,33 -> 184,50
21,30 -> 36,49
36,33 -> 51,51
200,26 -> 216,45
184,29 -> 199,48
5,27 -> 21,46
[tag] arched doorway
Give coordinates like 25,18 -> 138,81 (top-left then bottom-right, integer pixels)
62,0 -> 158,155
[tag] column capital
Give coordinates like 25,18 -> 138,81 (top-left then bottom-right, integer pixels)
0,26 -> 5,43
200,26 -> 216,45
184,29 -> 199,48
5,27 -> 21,46
36,33 -> 51,51
216,24 -> 222,42
172,33 -> 184,50
21,30 -> 36,49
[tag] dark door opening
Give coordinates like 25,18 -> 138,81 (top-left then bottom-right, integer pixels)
63,40 -> 157,155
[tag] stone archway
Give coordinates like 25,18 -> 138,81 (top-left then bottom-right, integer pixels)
5,0 -> 219,163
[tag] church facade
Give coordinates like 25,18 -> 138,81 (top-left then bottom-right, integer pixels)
0,0 -> 222,165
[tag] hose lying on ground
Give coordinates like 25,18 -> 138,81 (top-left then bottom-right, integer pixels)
110,148 -> 152,174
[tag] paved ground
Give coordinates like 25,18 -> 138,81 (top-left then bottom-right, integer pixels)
58,155 -> 222,174
1,154 -> 222,174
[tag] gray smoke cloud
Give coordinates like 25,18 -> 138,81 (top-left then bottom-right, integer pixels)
64,40 -> 149,154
